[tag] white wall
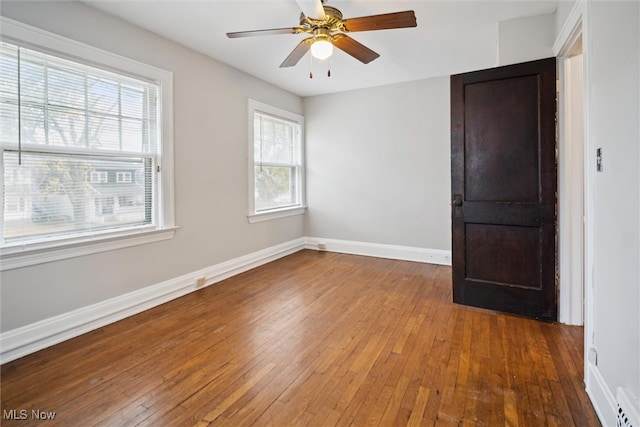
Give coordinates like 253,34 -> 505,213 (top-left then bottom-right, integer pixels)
498,13 -> 556,65
583,0 -> 640,422
0,2 -> 304,331
303,77 -> 452,252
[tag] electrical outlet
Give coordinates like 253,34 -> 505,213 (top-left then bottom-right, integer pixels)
196,277 -> 206,287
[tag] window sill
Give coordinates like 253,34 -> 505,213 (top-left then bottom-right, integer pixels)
0,226 -> 179,271
248,206 -> 307,223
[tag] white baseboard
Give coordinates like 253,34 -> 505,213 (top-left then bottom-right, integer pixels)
304,236 -> 452,266
0,238 -> 305,364
586,361 -> 617,426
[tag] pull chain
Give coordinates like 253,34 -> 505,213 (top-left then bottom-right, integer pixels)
309,55 -> 333,78
17,47 -> 22,165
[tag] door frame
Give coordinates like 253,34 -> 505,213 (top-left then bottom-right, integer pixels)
553,0 -> 593,380
556,10 -> 585,327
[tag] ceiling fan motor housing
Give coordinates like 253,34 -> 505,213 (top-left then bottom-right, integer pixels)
313,27 -> 331,41
300,6 -> 344,32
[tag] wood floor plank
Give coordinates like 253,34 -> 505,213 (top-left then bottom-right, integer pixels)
0,250 -> 600,426
407,386 -> 431,426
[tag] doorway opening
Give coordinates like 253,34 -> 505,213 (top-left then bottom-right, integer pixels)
558,34 -> 585,326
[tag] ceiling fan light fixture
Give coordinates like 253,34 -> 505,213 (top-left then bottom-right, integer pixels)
310,38 -> 333,60
227,2 -> 418,70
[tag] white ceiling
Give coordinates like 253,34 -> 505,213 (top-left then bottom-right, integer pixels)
84,0 -> 559,97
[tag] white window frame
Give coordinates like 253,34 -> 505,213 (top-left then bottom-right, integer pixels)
116,171 -> 132,183
0,17 -> 176,271
247,99 -> 306,223
91,171 -> 109,184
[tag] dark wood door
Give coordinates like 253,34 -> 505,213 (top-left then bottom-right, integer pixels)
450,57 -> 557,321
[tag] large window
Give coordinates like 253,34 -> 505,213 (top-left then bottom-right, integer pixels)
248,100 -> 305,222
0,18 -> 174,270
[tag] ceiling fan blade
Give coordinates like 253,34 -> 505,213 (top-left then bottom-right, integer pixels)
227,27 -> 300,38
280,38 -> 313,68
342,11 -> 417,32
296,0 -> 326,20
333,34 -> 380,64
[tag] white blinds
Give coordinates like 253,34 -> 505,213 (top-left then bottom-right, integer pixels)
1,41 -> 160,244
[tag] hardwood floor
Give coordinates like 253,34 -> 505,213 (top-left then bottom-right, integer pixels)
1,250 -> 600,426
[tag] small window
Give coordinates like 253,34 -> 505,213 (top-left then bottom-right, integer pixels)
116,171 -> 132,183
91,171 -> 108,183
248,99 -> 305,222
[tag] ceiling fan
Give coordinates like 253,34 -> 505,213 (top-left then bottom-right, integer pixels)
226,0 -> 417,70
